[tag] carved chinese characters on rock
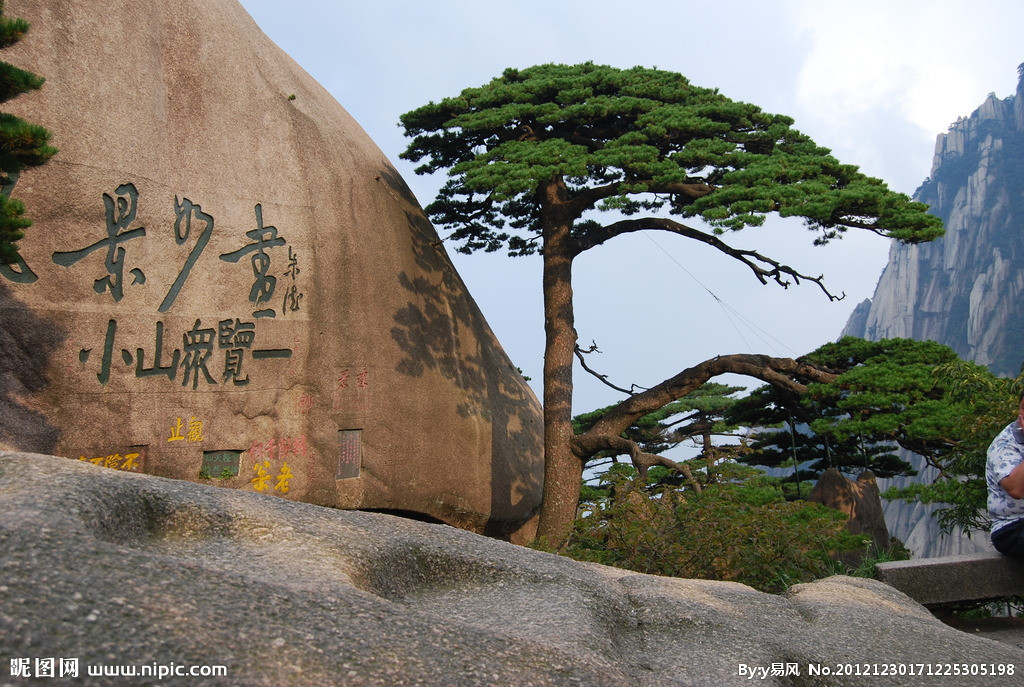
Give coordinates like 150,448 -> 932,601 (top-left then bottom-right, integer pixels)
5,181 -> 310,493
249,435 -> 307,495
219,204 -> 305,320
219,318 -> 255,386
168,415 -> 204,443
52,183 -> 147,302
76,445 -> 148,473
161,197 -> 213,313
201,450 -> 241,480
337,429 -> 361,480
78,452 -> 140,471
15,184 -> 307,390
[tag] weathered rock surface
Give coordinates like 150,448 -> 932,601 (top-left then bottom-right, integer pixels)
843,66 -> 1024,558
808,469 -> 890,553
1,452 -> 1019,686
0,0 -> 542,539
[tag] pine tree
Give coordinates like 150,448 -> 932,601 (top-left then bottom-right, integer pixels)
882,355 -> 1022,534
0,1 -> 56,264
401,64 -> 944,543
727,337 -> 981,485
575,382 -> 748,493
726,375 -> 914,480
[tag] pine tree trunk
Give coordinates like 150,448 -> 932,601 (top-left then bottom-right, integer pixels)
534,218 -> 582,546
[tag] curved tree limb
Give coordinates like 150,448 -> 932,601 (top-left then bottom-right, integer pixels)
573,217 -> 845,301
572,433 -> 703,493
572,353 -> 838,465
567,180 -> 715,218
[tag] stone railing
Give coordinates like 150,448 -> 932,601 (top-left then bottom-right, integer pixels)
875,551 -> 1024,608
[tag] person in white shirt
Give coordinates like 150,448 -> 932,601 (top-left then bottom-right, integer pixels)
987,393 -> 1024,557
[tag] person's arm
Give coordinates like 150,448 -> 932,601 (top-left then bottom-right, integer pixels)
1000,461 -> 1024,499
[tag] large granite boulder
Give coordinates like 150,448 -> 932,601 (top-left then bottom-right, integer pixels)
1,452 -> 1018,686
0,0 -> 542,539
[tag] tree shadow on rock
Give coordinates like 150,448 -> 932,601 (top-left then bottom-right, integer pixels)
0,281 -> 65,453
388,195 -> 542,538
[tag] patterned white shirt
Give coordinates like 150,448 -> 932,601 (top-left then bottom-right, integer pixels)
987,420 -> 1024,533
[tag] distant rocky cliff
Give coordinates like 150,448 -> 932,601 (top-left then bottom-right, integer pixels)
843,65 -> 1024,558
845,65 -> 1024,374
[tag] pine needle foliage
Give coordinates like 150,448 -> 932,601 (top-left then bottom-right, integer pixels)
573,382 -> 745,457
0,0 -> 56,264
401,63 -> 945,543
728,336 -> 1013,536
727,338 -> 982,480
401,62 -> 944,257
883,357 -> 1024,534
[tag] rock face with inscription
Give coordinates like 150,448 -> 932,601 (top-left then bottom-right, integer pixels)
0,0 -> 542,539
2,453 -> 1018,687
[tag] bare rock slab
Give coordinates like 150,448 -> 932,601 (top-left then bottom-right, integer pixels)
1,452 -> 1020,686
0,0 -> 542,539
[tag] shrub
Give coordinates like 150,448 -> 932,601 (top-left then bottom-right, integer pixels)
555,469 -> 867,593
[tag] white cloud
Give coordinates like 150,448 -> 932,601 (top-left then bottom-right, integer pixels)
783,0 -> 1023,188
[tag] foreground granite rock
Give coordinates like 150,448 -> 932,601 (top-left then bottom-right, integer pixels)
1,453 -> 1019,686
0,0 -> 542,539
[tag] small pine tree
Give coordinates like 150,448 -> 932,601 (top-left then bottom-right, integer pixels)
0,1 -> 56,264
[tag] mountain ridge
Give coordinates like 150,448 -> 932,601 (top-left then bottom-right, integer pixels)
843,65 -> 1024,375
841,64 -> 1024,558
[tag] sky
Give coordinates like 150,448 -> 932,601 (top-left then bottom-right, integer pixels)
238,0 -> 1024,437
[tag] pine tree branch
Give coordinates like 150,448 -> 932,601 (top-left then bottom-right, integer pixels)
574,217 -> 845,301
574,342 -> 647,395
571,433 -> 703,492
565,180 -> 715,219
574,353 -> 838,462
